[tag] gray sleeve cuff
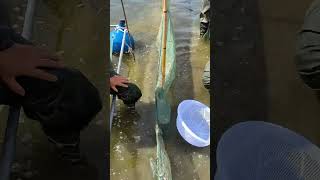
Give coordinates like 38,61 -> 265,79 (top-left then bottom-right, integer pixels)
202,61 -> 210,89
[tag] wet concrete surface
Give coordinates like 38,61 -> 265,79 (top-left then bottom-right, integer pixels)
213,0 -> 320,175
110,0 -> 210,179
0,0 -> 108,179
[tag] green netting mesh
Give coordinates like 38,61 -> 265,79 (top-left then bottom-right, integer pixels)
150,124 -> 172,180
150,1 -> 175,179
155,2 -> 176,125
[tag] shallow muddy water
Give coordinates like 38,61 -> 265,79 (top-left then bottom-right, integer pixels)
110,0 -> 210,179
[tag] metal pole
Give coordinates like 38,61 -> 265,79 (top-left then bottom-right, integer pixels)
110,29 -> 127,129
116,30 -> 127,74
0,0 -> 36,179
22,0 -> 36,39
0,106 -> 21,180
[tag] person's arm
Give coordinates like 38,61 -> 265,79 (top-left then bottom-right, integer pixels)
296,0 -> 320,73
296,0 -> 320,89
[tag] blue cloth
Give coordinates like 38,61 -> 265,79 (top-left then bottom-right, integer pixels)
215,121 -> 320,180
110,26 -> 134,54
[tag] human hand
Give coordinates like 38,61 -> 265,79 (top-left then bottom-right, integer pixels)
110,75 -> 129,92
0,44 -> 64,96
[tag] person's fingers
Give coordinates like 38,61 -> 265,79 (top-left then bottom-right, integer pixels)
114,76 -> 129,84
38,59 -> 64,68
49,54 -> 62,61
111,85 -> 118,92
47,52 -> 63,62
114,75 -> 128,81
3,77 -> 25,96
119,77 -> 129,81
120,78 -> 129,83
37,47 -> 51,58
118,83 -> 128,88
55,50 -> 65,57
28,69 -> 58,82
37,48 -> 62,61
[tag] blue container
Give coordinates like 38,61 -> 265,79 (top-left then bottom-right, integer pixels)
110,20 -> 135,54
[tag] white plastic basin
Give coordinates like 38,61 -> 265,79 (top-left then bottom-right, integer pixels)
177,100 -> 210,147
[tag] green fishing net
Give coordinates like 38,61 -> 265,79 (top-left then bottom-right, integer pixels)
155,0 -> 176,125
150,0 -> 175,179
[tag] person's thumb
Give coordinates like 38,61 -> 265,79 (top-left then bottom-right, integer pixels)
3,77 -> 25,96
111,85 -> 118,93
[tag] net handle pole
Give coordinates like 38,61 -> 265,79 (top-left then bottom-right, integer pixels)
161,0 -> 168,87
109,95 -> 116,130
110,29 -> 127,130
116,29 -> 127,74
0,106 -> 21,180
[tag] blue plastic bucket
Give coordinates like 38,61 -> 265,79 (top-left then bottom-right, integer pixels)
110,20 -> 135,54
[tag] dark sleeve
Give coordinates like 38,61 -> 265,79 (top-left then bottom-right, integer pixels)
11,32 -> 33,45
295,0 -> 320,89
0,25 -> 15,51
0,26 -> 33,51
202,61 -> 210,90
296,0 -> 320,74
